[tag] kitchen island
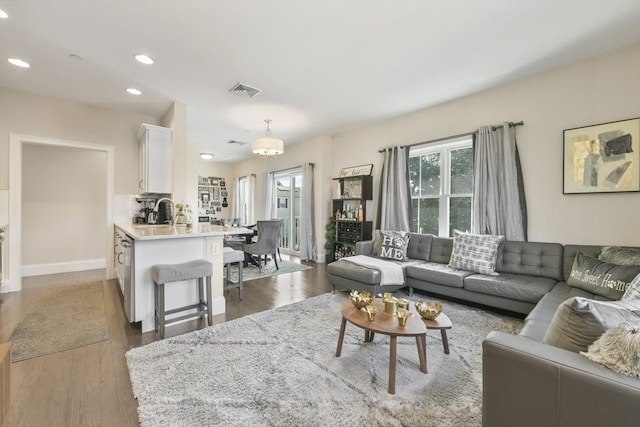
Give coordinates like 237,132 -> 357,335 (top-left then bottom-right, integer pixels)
115,223 -> 253,333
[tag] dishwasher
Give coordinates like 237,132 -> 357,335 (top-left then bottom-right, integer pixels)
116,229 -> 135,322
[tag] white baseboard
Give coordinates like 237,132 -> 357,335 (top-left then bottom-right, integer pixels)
21,258 -> 107,277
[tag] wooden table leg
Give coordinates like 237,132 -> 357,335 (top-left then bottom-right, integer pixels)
388,335 -> 397,394
416,334 -> 427,373
441,329 -> 450,354
364,330 -> 375,342
336,317 -> 347,357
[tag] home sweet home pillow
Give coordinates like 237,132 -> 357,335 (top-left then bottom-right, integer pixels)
448,232 -> 504,275
567,252 -> 640,300
372,230 -> 410,261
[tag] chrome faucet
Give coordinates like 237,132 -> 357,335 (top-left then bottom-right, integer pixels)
153,198 -> 177,225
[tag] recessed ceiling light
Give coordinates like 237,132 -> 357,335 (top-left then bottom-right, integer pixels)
0,9 -> 8,19
134,54 -> 154,65
8,58 -> 30,68
199,153 -> 214,160
69,54 -> 82,61
126,88 -> 142,95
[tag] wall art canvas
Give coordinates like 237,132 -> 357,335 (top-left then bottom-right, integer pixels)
563,118 -> 639,194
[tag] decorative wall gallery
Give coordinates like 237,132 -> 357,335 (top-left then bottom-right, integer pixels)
198,175 -> 229,217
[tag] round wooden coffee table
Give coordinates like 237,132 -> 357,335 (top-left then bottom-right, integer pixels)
335,300 -> 426,394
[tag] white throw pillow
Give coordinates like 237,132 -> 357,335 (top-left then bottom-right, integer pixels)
581,322 -> 640,378
448,231 -> 504,275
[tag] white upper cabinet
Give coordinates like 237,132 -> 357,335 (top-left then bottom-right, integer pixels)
138,124 -> 173,194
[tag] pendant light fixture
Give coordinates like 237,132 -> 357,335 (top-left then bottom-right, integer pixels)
252,119 -> 284,157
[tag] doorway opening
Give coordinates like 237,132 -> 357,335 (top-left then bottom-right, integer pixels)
7,134 -> 114,293
273,168 -> 302,255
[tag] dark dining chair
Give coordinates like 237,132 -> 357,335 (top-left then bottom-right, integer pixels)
243,219 -> 282,272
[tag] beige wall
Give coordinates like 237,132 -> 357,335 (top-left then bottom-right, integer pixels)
0,87 -> 160,193
332,45 -> 640,246
22,144 -> 106,265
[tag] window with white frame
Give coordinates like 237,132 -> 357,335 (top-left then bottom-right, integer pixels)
409,136 -> 473,237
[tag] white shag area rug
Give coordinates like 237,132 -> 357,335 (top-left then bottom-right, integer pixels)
126,292 -> 522,427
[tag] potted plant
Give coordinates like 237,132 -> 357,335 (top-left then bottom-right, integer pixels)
324,217 -> 337,263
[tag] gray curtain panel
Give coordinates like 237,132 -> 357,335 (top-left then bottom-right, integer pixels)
377,146 -> 413,231
472,122 -> 527,241
299,163 -> 317,261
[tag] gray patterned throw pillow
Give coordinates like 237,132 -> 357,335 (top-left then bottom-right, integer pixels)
598,246 -> 640,266
448,232 -> 504,275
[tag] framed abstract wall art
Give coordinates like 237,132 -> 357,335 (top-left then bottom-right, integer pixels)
563,117 -> 639,194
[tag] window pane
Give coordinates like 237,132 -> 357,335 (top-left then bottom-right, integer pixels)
409,156 -> 420,196
451,147 -> 473,194
418,198 -> 439,235
411,198 -> 419,232
420,153 -> 440,196
449,196 -> 472,237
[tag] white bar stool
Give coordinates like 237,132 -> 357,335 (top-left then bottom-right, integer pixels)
223,247 -> 245,300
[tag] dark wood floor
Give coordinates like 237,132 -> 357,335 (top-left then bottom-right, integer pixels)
0,255 -> 333,427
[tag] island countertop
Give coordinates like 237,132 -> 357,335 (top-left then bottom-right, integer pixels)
115,222 -> 254,241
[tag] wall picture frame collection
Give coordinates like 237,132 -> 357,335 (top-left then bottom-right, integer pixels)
198,175 -> 227,216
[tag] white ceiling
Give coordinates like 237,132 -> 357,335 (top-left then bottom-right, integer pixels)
2,1 -> 640,162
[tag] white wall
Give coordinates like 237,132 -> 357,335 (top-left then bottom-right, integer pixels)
22,143 -> 106,267
0,87 -> 161,194
331,45 -> 640,246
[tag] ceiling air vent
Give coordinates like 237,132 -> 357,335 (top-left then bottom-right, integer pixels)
226,140 -> 247,146
228,82 -> 262,98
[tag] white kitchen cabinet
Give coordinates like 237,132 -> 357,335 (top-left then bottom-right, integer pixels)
138,123 -> 173,194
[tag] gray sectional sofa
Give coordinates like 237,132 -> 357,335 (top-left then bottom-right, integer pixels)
327,233 -> 640,426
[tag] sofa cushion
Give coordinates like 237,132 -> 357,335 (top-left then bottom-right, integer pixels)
327,260 -> 381,285
581,322 -> 640,378
372,230 -> 410,261
498,241 -> 564,281
463,273 -> 557,303
429,236 -> 453,264
621,274 -> 640,300
598,246 -> 640,266
405,262 -> 474,288
406,233 -> 433,261
567,252 -> 640,300
448,232 -> 504,275
542,297 -> 640,353
520,291 -> 568,341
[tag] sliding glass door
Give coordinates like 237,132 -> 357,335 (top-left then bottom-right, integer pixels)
273,169 -> 302,254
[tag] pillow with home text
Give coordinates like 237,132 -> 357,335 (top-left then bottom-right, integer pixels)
372,230 -> 410,261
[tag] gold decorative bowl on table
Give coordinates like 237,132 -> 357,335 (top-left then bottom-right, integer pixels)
360,305 -> 380,321
394,309 -> 414,327
415,301 -> 443,320
349,290 -> 374,309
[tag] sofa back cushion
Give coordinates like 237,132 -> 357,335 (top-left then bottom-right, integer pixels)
563,245 -> 602,282
406,233 -> 433,261
497,241 -> 564,281
428,236 -> 454,264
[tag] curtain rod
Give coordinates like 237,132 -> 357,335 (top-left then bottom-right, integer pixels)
270,163 -> 314,175
378,121 -> 524,152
